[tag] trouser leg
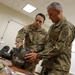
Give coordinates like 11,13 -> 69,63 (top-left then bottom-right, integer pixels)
40,67 -> 69,75
40,68 -> 50,75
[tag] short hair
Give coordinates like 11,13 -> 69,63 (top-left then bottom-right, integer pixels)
47,2 -> 63,12
35,13 -> 46,22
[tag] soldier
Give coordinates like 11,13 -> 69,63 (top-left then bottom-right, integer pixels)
25,2 -> 75,75
15,13 -> 47,73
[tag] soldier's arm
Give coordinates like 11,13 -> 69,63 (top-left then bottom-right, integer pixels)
38,25 -> 72,59
15,27 -> 27,47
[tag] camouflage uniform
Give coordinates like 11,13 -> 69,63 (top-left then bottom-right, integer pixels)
16,24 -> 47,72
38,18 -> 75,75
0,62 -> 6,75
68,73 -> 73,75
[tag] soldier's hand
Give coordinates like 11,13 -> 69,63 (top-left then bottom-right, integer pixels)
25,53 -> 38,62
15,42 -> 23,48
30,49 -> 35,53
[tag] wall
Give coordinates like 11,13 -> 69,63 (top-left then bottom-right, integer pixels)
69,40 -> 75,75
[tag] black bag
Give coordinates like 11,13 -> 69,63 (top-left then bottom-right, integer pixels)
10,47 -> 30,69
0,46 -> 10,60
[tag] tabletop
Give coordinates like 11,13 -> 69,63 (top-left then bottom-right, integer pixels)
0,57 -> 33,75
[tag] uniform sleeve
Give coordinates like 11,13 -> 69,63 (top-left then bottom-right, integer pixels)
38,25 -> 72,59
15,27 -> 26,43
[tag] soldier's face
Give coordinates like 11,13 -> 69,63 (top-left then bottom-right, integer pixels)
47,8 -> 59,23
34,15 -> 44,29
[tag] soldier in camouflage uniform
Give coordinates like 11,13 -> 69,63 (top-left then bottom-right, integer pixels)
25,2 -> 75,75
15,13 -> 47,73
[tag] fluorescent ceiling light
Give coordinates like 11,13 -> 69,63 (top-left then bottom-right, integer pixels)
23,4 -> 37,13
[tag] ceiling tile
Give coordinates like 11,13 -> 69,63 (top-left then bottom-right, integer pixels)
64,0 -> 75,4
1,0 -> 15,7
0,0 -> 2,3
29,0 -> 49,5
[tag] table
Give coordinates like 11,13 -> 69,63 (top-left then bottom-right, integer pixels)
0,57 -> 12,66
0,57 -> 32,75
6,66 -> 27,75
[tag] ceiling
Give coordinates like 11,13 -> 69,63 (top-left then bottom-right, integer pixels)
0,0 -> 75,26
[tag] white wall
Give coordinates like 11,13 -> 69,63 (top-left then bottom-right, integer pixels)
70,53 -> 75,75
69,40 -> 75,75
0,3 -> 34,50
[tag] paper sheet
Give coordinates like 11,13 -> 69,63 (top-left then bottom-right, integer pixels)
15,71 -> 26,75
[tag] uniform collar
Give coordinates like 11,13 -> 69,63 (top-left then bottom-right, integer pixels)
53,17 -> 67,28
30,23 -> 42,31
